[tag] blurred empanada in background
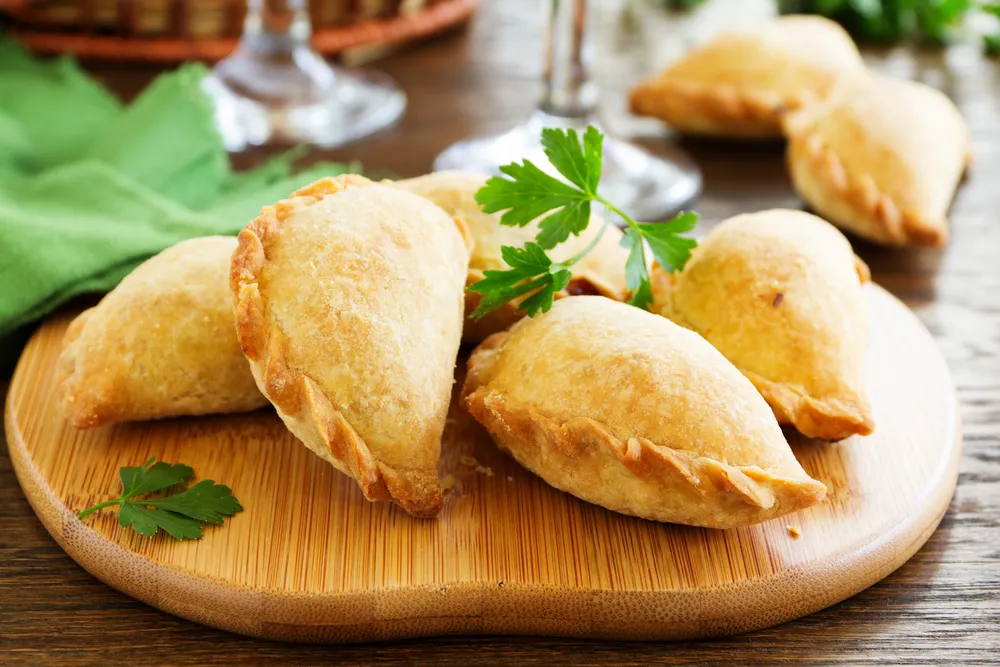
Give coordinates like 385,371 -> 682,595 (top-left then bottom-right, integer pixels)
231,175 -> 470,518
630,15 -> 864,139
56,236 -> 267,429
651,210 -> 873,441
463,296 -> 827,529
395,171 -> 629,342
785,73 -> 971,247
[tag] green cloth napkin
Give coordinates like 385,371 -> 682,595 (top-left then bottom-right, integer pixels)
0,40 -> 358,346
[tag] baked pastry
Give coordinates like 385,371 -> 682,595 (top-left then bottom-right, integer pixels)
395,171 -> 629,342
56,236 -> 267,429
462,296 -> 827,528
231,175 -> 470,518
785,73 -> 971,246
651,210 -> 873,440
629,15 -> 864,139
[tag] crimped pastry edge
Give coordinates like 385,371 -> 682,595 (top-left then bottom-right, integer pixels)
650,265 -> 874,441
743,370 -> 874,441
784,116 -> 965,247
230,174 -> 445,518
462,331 -> 827,529
629,76 -> 808,139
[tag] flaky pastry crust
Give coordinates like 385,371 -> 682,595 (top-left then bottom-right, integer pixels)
630,15 -> 864,139
651,210 -> 873,440
56,236 -> 267,428
462,296 -> 826,529
784,73 -> 971,247
395,171 -> 629,342
231,175 -> 470,518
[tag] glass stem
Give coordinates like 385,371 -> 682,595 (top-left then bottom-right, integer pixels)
241,0 -> 312,57
539,0 -> 597,119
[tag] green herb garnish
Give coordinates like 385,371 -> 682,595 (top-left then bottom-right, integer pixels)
779,0 -> 1000,52
77,457 -> 242,540
469,126 -> 698,318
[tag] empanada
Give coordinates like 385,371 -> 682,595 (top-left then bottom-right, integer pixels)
785,73 -> 971,246
462,296 -> 826,528
56,236 -> 267,428
231,175 -> 470,518
651,209 -> 873,440
630,15 -> 864,139
395,171 -> 629,342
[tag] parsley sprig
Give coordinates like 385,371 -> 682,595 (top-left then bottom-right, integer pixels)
470,126 -> 698,317
77,457 -> 242,540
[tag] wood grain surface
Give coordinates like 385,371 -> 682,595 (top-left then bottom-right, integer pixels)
4,285 -> 961,644
2,0 -> 998,664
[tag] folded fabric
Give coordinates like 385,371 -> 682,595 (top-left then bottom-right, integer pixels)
0,39 -> 357,344
0,39 -> 122,173
0,159 -> 355,339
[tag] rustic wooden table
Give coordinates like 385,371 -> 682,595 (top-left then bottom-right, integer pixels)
2,1 -> 998,664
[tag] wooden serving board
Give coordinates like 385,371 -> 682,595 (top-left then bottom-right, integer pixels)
6,285 -> 961,643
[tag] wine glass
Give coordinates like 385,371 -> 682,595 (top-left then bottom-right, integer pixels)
202,0 -> 406,151
434,0 -> 701,221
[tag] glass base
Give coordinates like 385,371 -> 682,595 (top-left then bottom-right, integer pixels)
203,45 -> 406,151
433,111 -> 702,221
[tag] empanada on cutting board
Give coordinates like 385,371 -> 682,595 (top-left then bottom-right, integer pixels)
231,175 -> 470,517
395,171 -> 629,342
12,280 -> 961,641
56,236 -> 267,428
652,210 -> 873,440
463,296 -> 826,529
785,73 -> 971,246
630,15 -> 863,139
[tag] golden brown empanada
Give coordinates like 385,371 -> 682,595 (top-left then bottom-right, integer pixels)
651,209 -> 873,440
630,15 -> 864,139
56,236 -> 267,429
462,296 -> 826,528
231,175 -> 470,518
395,171 -> 629,342
785,73 -> 971,246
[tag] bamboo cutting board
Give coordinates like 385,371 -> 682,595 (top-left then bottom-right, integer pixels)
6,285 -> 960,643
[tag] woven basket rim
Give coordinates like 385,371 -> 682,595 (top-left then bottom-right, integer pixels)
4,0 -> 479,62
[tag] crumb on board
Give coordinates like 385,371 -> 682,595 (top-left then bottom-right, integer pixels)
459,455 -> 478,467
474,465 -> 494,477
507,476 -> 514,482
441,474 -> 456,493
786,525 -> 801,539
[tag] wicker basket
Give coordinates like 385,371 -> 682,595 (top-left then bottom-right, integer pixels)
0,0 -> 478,61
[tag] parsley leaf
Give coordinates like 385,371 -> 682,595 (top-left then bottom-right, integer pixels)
520,265 -> 573,317
475,127 -> 602,250
638,211 -> 700,273
468,125 -> 699,319
77,457 -> 242,541
622,228 -> 654,309
144,480 -> 243,523
118,459 -> 192,499
535,199 -> 592,250
475,161 -> 587,229
119,503 -> 204,540
468,242 -> 571,318
540,126 -> 603,193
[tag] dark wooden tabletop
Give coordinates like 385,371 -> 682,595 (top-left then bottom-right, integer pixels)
2,1 -> 999,664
